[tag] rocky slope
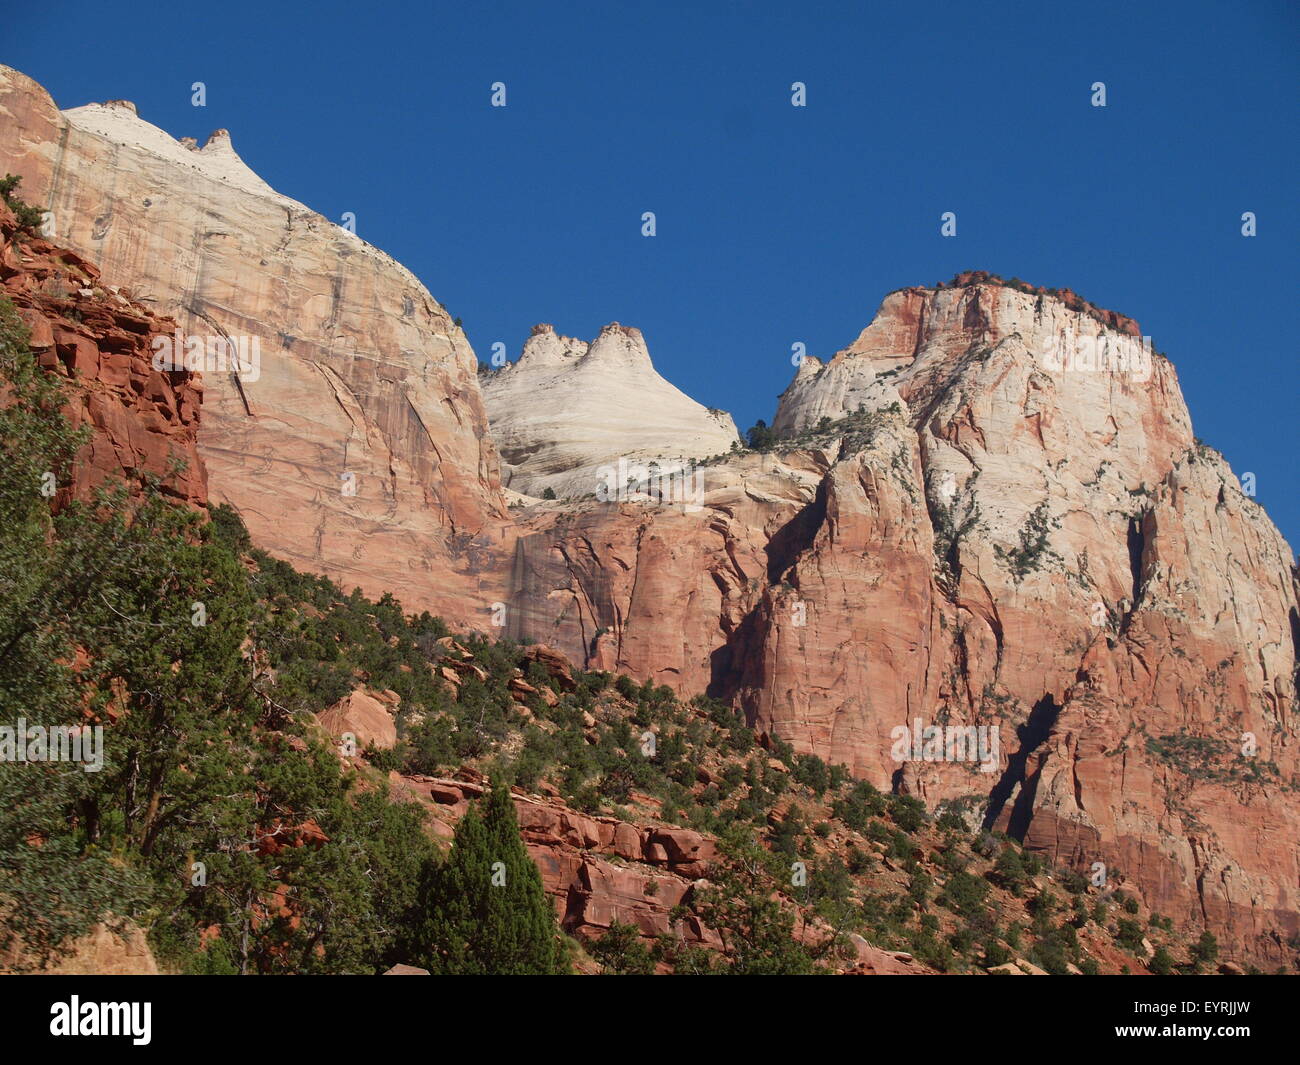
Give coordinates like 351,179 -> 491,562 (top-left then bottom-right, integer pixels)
0,65 -> 506,624
317,633 -> 1198,976
480,322 -> 739,499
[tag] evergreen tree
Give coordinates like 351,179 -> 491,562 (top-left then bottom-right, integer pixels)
1190,930 -> 1219,971
691,829 -> 821,975
419,778 -> 567,974
590,921 -> 654,975
0,297 -> 138,965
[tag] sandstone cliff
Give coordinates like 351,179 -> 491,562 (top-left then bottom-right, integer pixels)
501,276 -> 1299,965
480,322 -> 740,499
0,198 -> 206,506
0,65 -> 506,624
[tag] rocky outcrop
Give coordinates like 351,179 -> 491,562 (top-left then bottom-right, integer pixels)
316,688 -> 400,752
773,273 -> 1153,434
0,64 -> 506,624
480,322 -> 740,499
0,199 -> 206,506
0,918 -> 160,975
399,774 -> 717,943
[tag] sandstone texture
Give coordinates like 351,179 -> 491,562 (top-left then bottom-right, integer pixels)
480,322 -> 740,499
0,64 -> 506,624
0,917 -> 160,975
316,688 -> 400,752
0,199 -> 205,506
502,448 -> 828,686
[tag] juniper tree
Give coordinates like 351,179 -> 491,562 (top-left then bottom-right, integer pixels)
419,777 -> 567,974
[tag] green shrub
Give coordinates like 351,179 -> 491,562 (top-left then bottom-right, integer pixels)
0,174 -> 45,233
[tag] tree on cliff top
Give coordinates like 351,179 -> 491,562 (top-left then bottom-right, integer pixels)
0,174 -> 45,234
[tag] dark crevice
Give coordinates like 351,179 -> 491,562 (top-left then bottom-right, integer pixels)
765,479 -> 828,584
1122,515 -> 1145,633
710,476 -> 831,705
706,604 -> 764,705
982,693 -> 1061,838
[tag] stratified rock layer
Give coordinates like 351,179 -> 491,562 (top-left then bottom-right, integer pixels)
481,322 -> 740,499
0,65 -> 506,624
0,199 -> 206,506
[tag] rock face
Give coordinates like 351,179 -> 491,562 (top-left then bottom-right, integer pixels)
504,276 -> 1300,967
0,199 -> 206,506
480,322 -> 740,499
503,448 -> 827,686
316,688 -> 400,752
0,918 -> 160,975
0,64 -> 506,624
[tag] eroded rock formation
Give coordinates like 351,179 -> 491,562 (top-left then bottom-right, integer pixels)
480,322 -> 740,499
0,199 -> 205,506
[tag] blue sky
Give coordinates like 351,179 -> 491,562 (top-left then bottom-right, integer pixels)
6,0 -> 1297,546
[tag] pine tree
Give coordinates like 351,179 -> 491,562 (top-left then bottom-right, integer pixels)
419,778 -> 567,974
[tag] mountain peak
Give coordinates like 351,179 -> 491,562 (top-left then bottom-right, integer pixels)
929,270 -> 1141,336
587,321 -> 651,366
482,323 -> 738,497
775,274 -> 1160,435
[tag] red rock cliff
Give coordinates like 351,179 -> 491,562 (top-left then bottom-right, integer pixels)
0,199 -> 206,506
500,279 -> 1299,967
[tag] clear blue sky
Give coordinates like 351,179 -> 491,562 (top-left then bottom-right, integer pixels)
7,0 -> 1297,547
